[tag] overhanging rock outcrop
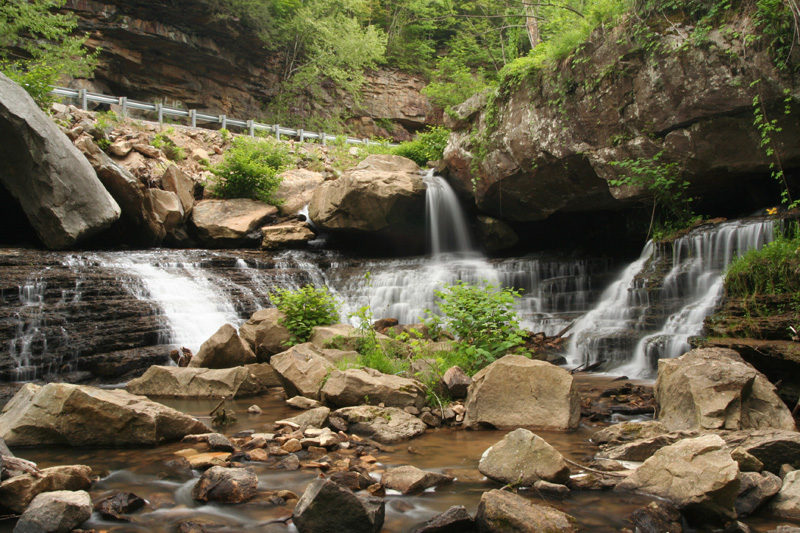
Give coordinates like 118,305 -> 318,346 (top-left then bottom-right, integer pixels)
444,22 -> 800,222
0,73 -> 120,249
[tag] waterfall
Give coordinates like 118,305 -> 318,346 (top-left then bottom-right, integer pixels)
9,279 -> 47,380
423,171 -> 473,256
569,218 -> 776,377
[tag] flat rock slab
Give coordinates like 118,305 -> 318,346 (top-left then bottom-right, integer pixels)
381,465 -> 454,495
332,406 -> 426,444
126,366 -> 266,398
475,489 -> 577,532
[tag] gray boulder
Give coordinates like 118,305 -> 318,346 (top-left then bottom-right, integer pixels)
768,470 -> 800,519
735,471 -> 782,517
270,343 -> 335,400
191,466 -> 258,503
238,308 -> 292,361
189,324 -> 257,369
380,465 -> 454,495
0,383 -> 207,447
190,198 -> 277,248
293,478 -> 385,533
616,434 -> 740,524
630,501 -> 684,533
321,368 -> 426,409
478,428 -> 570,486
126,366 -> 267,398
475,489 -> 577,532
0,465 -> 92,514
13,490 -> 92,533
331,406 -> 427,444
463,355 -> 580,430
655,348 -> 796,432
0,72 -> 120,249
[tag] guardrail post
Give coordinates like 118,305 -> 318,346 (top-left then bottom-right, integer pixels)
189,110 -> 197,128
363,138 -> 369,146
79,89 -> 88,110
156,103 -> 163,124
220,115 -> 227,130
274,124 -> 281,141
320,132 -> 326,146
247,120 -> 254,137
119,97 -> 128,117
298,129 -> 304,143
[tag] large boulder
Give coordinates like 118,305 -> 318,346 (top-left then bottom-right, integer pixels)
149,188 -> 184,232
75,135 -> 166,246
769,470 -> 800,519
13,490 -> 92,533
0,383 -> 207,446
293,478 -> 385,533
308,155 -> 426,247
239,308 -> 292,360
191,466 -> 258,503
380,465 -> 454,495
0,72 -> 120,249
275,168 -> 325,216
189,324 -> 257,369
321,368 -> 426,409
190,198 -> 277,248
126,366 -> 267,398
0,465 -> 92,514
735,471 -> 782,517
475,489 -> 577,532
161,164 -> 195,217
722,430 -> 800,473
616,434 -> 740,524
478,428 -> 570,486
462,355 -> 580,430
655,348 -> 796,432
262,220 -> 316,249
309,324 -> 359,349
331,406 -> 427,443
270,343 -> 335,400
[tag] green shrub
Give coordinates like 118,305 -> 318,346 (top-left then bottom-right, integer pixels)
425,280 -> 527,373
725,221 -> 800,296
209,136 -> 293,204
271,285 -> 341,345
151,129 -> 186,161
392,126 -> 450,166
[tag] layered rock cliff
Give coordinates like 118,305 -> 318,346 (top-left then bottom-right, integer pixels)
444,18 -> 800,232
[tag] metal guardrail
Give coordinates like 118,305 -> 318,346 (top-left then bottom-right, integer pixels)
49,86 -> 397,147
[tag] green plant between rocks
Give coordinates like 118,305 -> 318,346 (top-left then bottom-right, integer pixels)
151,128 -> 186,162
725,221 -> 800,297
271,285 -> 341,345
392,126 -> 451,166
209,136 -> 293,205
425,280 -> 527,374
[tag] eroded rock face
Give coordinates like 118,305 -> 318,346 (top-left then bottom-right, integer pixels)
0,73 -> 120,249
479,428 -> 570,485
655,348 -> 796,432
126,366 -> 267,398
321,368 -> 426,409
0,383 -> 207,446
444,23 -> 800,223
616,434 -> 740,524
190,199 -> 277,248
308,155 -> 426,249
462,355 -> 580,430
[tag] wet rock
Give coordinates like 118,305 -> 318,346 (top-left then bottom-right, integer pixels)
768,470 -> 800,519
478,428 -> 570,485
597,431 -> 695,462
0,465 -> 92,514
533,480 -> 570,498
244,363 -> 282,388
262,220 -> 316,249
238,308 -> 292,361
420,412 -> 441,428
94,491 -> 147,521
186,452 -> 231,470
630,501 -> 683,533
616,434 -> 740,525
126,366 -> 266,398
735,471 -> 782,517
248,405 -> 262,415
462,355 -> 580,430
322,368 -> 426,409
440,366 -> 471,399
475,489 -> 577,532
475,215 -> 519,252
332,406 -> 427,444
380,465 -> 454,495
189,323 -> 256,369
276,407 -> 331,432
722,430 -> 800,474
276,454 -> 300,471
0,72 -> 120,249
13,490 -> 92,533
192,466 -> 258,503
190,198 -> 277,248
0,383 -> 207,446
287,396 -> 323,410
411,505 -> 477,533
655,348 -> 796,432
270,343 -> 335,400
591,420 -> 669,445
293,478 -> 385,533
330,471 -> 372,491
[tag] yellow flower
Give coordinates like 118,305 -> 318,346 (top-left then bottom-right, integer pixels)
767,207 -> 778,215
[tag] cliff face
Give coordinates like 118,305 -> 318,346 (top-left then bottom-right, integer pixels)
63,0 -> 433,138
444,19 -> 800,225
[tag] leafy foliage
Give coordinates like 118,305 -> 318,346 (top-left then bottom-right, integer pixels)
209,136 -> 293,204
425,280 -> 526,373
725,221 -> 800,296
392,126 -> 451,165
0,0 -> 97,107
271,285 -> 341,345
151,128 -> 186,162
752,81 -> 798,209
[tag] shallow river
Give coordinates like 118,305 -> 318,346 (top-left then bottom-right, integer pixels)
5,376 -> 800,532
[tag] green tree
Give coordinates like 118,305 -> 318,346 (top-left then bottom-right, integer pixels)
0,0 -> 97,106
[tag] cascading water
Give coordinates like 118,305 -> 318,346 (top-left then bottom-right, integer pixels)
10,279 -> 47,380
423,171 -> 473,256
569,217 -> 777,377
